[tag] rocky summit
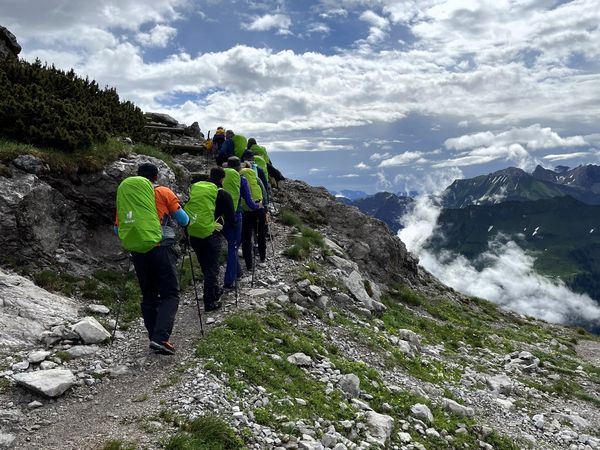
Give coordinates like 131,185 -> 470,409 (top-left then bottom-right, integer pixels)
0,151 -> 599,450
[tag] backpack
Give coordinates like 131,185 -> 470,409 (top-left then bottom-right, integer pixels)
116,176 -> 162,253
232,134 -> 247,158
240,168 -> 262,211
184,181 -> 219,238
222,168 -> 241,210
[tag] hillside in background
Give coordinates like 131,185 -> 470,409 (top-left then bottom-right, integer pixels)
342,192 -> 414,233
442,166 -> 600,208
428,196 -> 600,302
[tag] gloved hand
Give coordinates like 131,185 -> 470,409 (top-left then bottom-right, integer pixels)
256,200 -> 264,209
214,221 -> 223,232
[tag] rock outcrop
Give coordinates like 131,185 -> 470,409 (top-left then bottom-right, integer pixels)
0,26 -> 21,59
0,153 -> 185,273
0,269 -> 78,348
277,180 -> 419,286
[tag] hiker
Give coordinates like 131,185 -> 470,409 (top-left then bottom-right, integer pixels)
212,126 -> 225,154
247,137 -> 285,188
221,156 -> 263,288
185,167 -> 235,312
240,161 -> 268,269
241,150 -> 270,198
216,130 -> 235,166
115,163 -> 189,355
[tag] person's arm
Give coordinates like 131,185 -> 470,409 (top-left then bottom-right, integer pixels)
160,187 -> 190,226
215,190 -> 235,225
257,166 -> 269,190
240,177 -> 260,210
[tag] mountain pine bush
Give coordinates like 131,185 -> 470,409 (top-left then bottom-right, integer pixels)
0,58 -> 146,151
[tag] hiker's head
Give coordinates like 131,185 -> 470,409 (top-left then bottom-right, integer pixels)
247,138 -> 257,149
226,156 -> 242,172
216,126 -> 225,135
225,129 -> 234,139
241,150 -> 254,162
137,163 -> 159,182
209,167 -> 226,187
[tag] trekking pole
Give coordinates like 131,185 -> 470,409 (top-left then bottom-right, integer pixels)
234,274 -> 239,307
186,243 -> 204,336
113,254 -> 132,341
266,213 -> 275,257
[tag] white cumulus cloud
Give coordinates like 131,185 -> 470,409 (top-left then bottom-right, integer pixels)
245,13 -> 292,33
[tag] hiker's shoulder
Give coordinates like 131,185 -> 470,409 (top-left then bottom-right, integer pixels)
154,186 -> 180,208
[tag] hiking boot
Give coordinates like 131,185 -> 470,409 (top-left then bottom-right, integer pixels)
205,301 -> 222,312
150,340 -> 176,355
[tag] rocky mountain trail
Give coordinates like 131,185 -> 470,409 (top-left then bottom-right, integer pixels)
1,153 -> 600,449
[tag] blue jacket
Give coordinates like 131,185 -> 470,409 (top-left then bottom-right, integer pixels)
218,138 -> 234,162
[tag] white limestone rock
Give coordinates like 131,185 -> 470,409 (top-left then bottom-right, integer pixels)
338,373 -> 360,398
364,411 -> 394,446
12,368 -> 76,397
28,350 -> 51,363
410,403 -> 433,424
287,353 -> 313,366
71,316 -> 111,344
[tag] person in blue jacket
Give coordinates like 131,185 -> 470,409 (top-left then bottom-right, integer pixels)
216,130 -> 235,166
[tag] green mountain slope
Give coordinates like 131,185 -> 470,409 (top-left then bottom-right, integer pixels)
428,196 -> 600,300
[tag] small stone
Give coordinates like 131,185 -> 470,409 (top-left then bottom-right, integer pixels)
71,317 -> 111,344
287,353 -> 313,366
338,373 -> 360,398
28,350 -> 51,364
87,304 -> 110,315
28,401 -> 43,409
40,361 -> 58,370
364,411 -> 394,445
66,345 -> 100,359
442,398 -> 474,418
11,361 -> 29,372
295,398 -> 307,406
411,403 -> 433,424
398,432 -> 412,443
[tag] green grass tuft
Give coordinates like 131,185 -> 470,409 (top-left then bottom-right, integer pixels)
164,415 -> 245,450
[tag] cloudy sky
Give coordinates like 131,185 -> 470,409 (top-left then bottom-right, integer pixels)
3,0 -> 600,194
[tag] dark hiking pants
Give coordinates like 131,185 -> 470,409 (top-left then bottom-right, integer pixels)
190,233 -> 222,308
241,209 -> 266,270
132,245 -> 179,343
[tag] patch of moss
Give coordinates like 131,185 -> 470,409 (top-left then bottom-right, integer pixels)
164,415 -> 246,450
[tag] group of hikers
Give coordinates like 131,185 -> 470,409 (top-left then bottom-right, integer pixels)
115,130 -> 284,355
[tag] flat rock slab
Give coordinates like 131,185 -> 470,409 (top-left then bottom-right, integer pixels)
72,316 -> 111,344
12,368 -> 76,397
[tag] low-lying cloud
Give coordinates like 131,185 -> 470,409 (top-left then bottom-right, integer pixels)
399,195 -> 600,328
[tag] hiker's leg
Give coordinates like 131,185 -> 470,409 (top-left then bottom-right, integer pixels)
153,246 -> 180,343
190,236 -> 212,305
204,233 -> 222,306
223,222 -> 237,287
241,211 -> 253,270
257,209 -> 267,262
132,250 -> 159,340
234,212 -> 243,278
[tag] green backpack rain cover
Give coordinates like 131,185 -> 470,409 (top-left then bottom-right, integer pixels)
250,144 -> 270,164
232,134 -> 247,158
116,176 -> 162,253
184,181 -> 219,238
253,155 -> 269,182
240,168 -> 262,212
223,168 -> 241,211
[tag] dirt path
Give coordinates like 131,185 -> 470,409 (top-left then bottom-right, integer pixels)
9,221 -> 286,450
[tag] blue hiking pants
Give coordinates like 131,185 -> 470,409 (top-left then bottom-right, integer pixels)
223,212 -> 242,287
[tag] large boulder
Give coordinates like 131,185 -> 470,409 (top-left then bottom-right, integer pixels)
145,112 -> 179,127
12,368 -> 76,397
0,26 -> 21,59
0,269 -> 77,349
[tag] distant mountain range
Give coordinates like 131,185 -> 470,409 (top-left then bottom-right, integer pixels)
334,192 -> 414,233
331,190 -> 369,201
442,165 -> 600,208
